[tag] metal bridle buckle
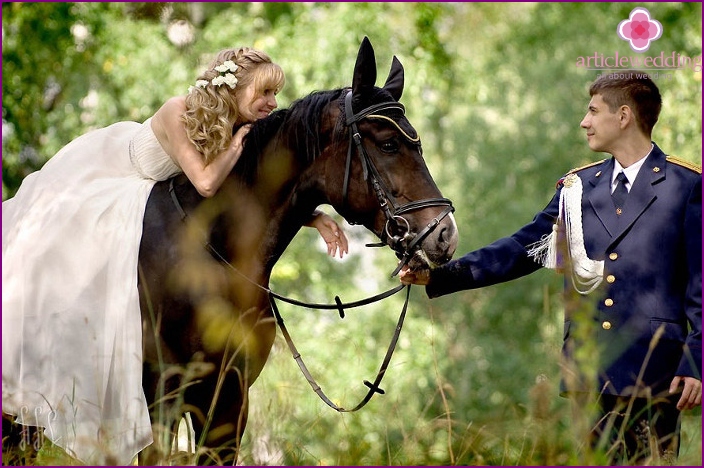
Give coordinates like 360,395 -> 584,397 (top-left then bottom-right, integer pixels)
385,215 -> 411,248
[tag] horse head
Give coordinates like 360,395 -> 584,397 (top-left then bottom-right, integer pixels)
325,37 -> 459,273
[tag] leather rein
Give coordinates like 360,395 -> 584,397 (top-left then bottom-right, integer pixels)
166,91 -> 452,412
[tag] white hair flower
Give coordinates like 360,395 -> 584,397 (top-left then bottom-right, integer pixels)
214,60 -> 238,74
188,79 -> 210,94
211,73 -> 237,89
221,73 -> 238,89
188,61 -> 238,93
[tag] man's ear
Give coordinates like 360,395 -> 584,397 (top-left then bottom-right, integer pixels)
619,105 -> 633,129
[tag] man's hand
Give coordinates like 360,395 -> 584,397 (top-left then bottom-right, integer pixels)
669,375 -> 702,410
398,265 -> 431,285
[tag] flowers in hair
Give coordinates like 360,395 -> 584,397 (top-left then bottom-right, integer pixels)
211,73 -> 238,88
188,60 -> 239,93
214,60 -> 238,74
212,60 -> 238,89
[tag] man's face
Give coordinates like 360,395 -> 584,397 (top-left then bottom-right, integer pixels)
579,94 -> 621,154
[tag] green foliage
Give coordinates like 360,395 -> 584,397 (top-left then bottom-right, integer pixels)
2,2 -> 701,465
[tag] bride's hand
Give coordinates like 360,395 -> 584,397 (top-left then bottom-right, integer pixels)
310,213 -> 349,258
230,124 -> 253,159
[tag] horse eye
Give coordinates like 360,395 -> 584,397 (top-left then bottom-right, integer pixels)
379,140 -> 399,153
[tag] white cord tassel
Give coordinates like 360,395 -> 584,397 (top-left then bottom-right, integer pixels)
528,174 -> 604,295
526,223 -> 560,269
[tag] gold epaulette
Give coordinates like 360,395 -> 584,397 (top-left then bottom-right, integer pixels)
666,156 -> 702,174
555,159 -> 606,188
566,159 -> 607,175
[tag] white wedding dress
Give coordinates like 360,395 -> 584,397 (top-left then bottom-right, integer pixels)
2,118 -> 181,464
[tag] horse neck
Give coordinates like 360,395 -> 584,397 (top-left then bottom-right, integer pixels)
220,92 -> 343,276
230,143 -> 325,276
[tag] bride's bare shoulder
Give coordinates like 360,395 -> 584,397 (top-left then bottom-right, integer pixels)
155,96 -> 186,119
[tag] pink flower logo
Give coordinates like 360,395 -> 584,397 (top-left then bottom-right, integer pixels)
617,7 -> 663,53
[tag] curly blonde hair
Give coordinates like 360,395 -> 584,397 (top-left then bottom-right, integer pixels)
183,47 -> 285,164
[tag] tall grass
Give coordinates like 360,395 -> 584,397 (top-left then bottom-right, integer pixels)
237,334 -> 702,466
8,319 -> 702,466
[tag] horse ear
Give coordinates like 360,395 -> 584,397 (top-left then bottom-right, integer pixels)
383,56 -> 404,101
352,36 -> 377,96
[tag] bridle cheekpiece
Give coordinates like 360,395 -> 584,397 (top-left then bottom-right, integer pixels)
342,91 -> 454,276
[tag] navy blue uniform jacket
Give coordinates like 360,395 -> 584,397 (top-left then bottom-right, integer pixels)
427,144 -> 702,397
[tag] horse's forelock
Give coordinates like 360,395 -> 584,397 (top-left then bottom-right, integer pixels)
350,86 -> 398,114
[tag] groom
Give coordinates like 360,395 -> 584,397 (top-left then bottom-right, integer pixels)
400,71 -> 701,463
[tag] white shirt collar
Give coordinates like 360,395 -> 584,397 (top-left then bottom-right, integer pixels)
612,143 -> 654,191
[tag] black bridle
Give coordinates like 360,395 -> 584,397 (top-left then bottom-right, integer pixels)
342,91 -> 454,276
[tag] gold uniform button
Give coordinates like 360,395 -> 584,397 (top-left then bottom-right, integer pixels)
616,208 -> 623,215
605,298 -> 614,307
606,275 -> 616,283
602,321 -> 612,330
609,253 -> 618,260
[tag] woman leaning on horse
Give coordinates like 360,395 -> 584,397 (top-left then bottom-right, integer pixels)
2,46 -> 347,465
156,47 -> 349,253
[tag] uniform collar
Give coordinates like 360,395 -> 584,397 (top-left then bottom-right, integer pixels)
611,143 -> 654,191
587,143 -> 666,241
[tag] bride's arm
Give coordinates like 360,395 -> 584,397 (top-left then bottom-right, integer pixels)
152,97 -> 249,198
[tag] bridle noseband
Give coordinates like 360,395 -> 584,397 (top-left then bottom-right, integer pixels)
342,91 -> 454,276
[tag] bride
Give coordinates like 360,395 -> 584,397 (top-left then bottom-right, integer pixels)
2,46 -> 348,464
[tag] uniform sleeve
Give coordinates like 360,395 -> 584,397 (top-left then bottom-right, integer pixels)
677,175 -> 702,379
426,190 -> 562,298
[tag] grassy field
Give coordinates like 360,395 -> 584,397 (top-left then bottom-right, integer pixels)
10,384 -> 700,466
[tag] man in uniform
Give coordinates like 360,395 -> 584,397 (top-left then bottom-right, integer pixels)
400,71 -> 701,463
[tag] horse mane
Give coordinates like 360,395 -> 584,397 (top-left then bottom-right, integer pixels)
233,88 -> 349,186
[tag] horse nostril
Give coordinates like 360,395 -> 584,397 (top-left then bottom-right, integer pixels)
438,226 -> 449,245
437,222 -> 458,256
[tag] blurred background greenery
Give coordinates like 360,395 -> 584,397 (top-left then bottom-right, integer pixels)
3,2 -> 701,465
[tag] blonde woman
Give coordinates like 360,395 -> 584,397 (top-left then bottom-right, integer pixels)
2,47 -> 347,464
153,47 -> 348,251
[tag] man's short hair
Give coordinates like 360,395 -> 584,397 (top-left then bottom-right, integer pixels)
589,71 -> 662,136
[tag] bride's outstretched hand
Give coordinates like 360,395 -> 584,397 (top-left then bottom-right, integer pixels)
311,213 -> 349,258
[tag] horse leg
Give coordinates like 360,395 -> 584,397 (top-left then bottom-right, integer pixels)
186,371 -> 250,466
138,361 -> 184,465
181,303 -> 275,465
2,413 -> 39,466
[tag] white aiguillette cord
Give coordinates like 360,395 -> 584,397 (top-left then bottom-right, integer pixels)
527,173 -> 604,295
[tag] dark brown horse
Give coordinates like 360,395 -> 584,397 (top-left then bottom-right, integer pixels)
137,37 -> 458,464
